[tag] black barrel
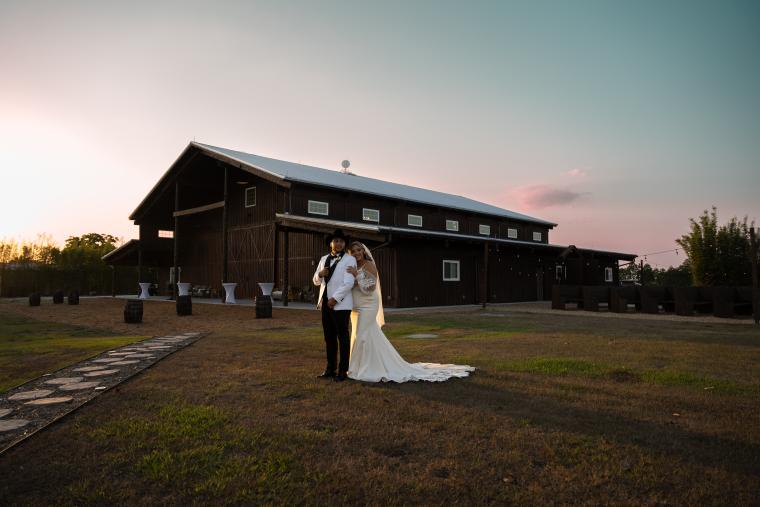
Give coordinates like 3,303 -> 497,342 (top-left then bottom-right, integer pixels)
176,295 -> 192,316
255,295 -> 272,318
29,293 -> 41,306
124,299 -> 143,323
68,290 -> 80,305
53,290 -> 64,304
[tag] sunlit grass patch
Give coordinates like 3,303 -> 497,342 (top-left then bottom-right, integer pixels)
492,356 -> 754,395
497,357 -> 609,376
641,370 -> 748,394
0,313 -> 146,391
91,401 -> 302,502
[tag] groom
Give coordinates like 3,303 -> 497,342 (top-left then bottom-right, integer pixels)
313,229 -> 357,382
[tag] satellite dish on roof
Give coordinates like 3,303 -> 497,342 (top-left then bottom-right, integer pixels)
341,160 -> 350,173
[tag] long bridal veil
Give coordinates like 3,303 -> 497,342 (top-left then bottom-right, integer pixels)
358,242 -> 385,327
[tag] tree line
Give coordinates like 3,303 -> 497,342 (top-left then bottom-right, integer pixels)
620,207 -> 758,287
0,233 -> 134,297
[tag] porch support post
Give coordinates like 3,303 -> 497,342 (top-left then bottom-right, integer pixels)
221,164 -> 229,285
482,241 -> 488,308
273,223 -> 280,288
172,180 -> 179,300
137,243 -> 143,285
283,228 -> 289,307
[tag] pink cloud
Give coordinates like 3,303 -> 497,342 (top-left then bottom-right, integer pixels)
512,184 -> 587,209
566,168 -> 587,177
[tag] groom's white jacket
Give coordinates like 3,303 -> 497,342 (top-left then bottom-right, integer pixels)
313,252 -> 357,311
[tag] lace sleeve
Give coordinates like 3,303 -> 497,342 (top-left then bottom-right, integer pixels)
356,270 -> 377,294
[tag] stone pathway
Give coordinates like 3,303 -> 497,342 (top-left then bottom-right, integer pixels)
0,332 -> 202,454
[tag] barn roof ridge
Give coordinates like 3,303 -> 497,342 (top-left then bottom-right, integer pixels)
192,142 -> 557,227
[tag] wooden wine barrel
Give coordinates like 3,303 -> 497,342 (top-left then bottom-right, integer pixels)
29,293 -> 41,306
53,290 -> 64,304
68,290 -> 80,305
176,295 -> 192,316
124,299 -> 143,323
255,295 -> 272,318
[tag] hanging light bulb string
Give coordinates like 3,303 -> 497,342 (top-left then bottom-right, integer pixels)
619,248 -> 681,267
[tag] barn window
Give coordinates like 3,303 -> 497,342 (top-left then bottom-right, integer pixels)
532,231 -> 542,242
158,230 -> 174,239
363,208 -> 380,222
446,220 -> 459,232
555,265 -> 564,280
442,260 -> 460,281
605,267 -> 613,282
245,186 -> 256,208
507,228 -> 518,239
308,200 -> 329,216
479,224 -> 491,236
408,214 -> 423,227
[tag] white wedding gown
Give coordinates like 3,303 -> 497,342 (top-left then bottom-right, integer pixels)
347,268 -> 475,383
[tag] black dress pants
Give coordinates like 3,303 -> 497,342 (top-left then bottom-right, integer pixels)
322,302 -> 351,374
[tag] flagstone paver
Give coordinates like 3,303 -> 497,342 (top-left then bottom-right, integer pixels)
0,332 -> 202,453
8,390 -> 54,401
43,377 -> 84,385
83,370 -> 119,377
24,397 -> 74,406
58,382 -> 101,391
72,366 -> 109,372
0,419 -> 30,432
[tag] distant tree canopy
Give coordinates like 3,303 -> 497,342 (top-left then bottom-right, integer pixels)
619,261 -> 691,287
676,207 -> 755,286
59,233 -> 119,271
0,233 -> 124,296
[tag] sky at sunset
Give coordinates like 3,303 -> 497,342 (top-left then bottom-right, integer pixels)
1,0 -> 758,267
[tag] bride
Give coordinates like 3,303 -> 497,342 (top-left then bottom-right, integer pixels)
345,241 -> 475,383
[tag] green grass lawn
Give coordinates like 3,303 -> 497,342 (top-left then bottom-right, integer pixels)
1,305 -> 759,505
0,313 -> 148,391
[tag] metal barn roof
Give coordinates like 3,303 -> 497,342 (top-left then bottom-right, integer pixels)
193,142 -> 557,227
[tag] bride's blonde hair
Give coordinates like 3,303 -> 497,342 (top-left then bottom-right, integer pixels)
349,241 -> 367,256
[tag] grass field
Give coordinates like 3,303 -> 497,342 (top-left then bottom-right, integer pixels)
0,300 -> 759,505
0,313 -> 147,391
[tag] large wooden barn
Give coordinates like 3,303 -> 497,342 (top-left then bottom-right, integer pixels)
105,142 -> 636,307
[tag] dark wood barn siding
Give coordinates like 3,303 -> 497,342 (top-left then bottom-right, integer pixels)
274,230 -> 324,302
368,246 -> 397,308
226,172 -> 281,228
487,246 -> 555,302
176,208 -> 223,294
227,224 -> 276,297
396,239 -> 478,307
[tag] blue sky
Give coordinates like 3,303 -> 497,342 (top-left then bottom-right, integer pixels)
1,0 -> 758,267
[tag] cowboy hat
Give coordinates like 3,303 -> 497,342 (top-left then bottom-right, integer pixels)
326,228 -> 349,245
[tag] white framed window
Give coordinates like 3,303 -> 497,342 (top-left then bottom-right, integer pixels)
308,200 -> 329,216
446,219 -> 459,232
479,224 -> 491,236
507,228 -> 518,239
158,230 -> 174,239
408,214 -> 423,227
362,208 -> 380,222
443,260 -> 460,281
604,267 -> 614,283
555,265 -> 565,280
532,231 -> 542,242
245,186 -> 256,207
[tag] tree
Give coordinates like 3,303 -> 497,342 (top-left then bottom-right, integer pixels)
676,207 -> 753,286
59,234 -> 120,294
